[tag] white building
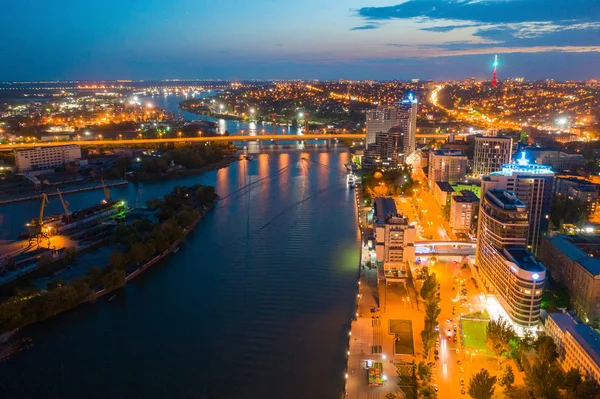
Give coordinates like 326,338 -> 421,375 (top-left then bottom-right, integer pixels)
15,145 -> 82,172
373,197 -> 416,276
546,312 -> 600,383
473,136 -> 513,177
449,190 -> 479,233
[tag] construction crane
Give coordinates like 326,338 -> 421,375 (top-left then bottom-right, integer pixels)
101,177 -> 111,202
56,188 -> 70,222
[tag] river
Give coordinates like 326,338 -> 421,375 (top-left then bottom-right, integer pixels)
0,150 -> 361,398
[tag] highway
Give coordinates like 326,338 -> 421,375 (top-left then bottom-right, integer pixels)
0,133 -> 451,151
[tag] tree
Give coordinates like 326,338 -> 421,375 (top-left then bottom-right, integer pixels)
420,272 -> 438,302
109,251 -> 127,270
424,299 -> 441,323
421,327 -> 438,358
576,379 -> 600,398
499,365 -> 515,389
563,368 -> 582,395
535,335 -> 558,365
486,317 -> 515,360
103,269 -> 125,290
468,368 -> 497,399
525,362 -> 563,399
130,242 -> 148,265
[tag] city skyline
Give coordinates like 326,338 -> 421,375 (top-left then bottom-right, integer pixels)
2,0 -> 600,81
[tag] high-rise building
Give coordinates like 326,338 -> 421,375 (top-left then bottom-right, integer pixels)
428,149 -> 468,189
449,190 -> 479,233
476,189 -> 546,329
365,95 -> 417,158
363,126 -> 406,169
481,152 -> 554,254
473,136 -> 513,177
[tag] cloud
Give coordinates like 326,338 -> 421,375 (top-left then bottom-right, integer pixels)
350,23 -> 381,31
356,0 -> 600,25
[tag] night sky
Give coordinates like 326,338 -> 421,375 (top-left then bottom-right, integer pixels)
1,0 -> 599,81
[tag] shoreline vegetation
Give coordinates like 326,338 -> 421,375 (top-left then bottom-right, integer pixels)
0,184 -> 217,339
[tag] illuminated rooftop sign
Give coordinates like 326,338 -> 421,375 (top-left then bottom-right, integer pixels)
491,151 -> 554,176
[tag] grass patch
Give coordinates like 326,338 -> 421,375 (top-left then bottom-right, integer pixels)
461,319 -> 489,353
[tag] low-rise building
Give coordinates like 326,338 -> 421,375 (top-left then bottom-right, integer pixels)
546,312 -> 600,383
449,190 -> 479,233
433,181 -> 456,206
373,197 -> 416,276
528,148 -> 585,171
540,235 -> 600,322
14,145 -> 82,172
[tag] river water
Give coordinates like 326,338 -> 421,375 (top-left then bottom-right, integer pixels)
0,150 -> 361,398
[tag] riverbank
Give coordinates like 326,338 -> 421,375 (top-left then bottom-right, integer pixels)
138,155 -> 238,182
0,185 -> 217,339
0,179 -> 128,205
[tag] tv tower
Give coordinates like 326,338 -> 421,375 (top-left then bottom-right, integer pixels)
492,54 -> 498,87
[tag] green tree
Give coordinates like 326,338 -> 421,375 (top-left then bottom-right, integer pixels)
486,317 -> 515,361
130,242 -> 148,265
468,368 -> 497,399
499,365 -> 515,389
535,335 -> 558,365
420,272 -> 438,302
109,251 -> 127,270
576,379 -> 600,398
563,368 -> 582,395
421,327 -> 438,359
525,362 -> 563,399
103,269 -> 125,290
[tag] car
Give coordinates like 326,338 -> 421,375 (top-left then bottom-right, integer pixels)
433,384 -> 439,392
427,361 -> 436,367
434,355 -> 439,361
452,309 -> 456,315
434,349 -> 439,355
461,388 -> 466,395
460,378 -> 465,386
456,360 -> 461,365
453,323 -> 457,328
459,366 -> 464,373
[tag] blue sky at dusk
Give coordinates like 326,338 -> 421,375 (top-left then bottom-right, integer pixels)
1,0 -> 599,81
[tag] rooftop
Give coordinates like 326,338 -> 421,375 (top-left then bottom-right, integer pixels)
490,151 -> 554,176
435,181 -> 455,193
545,235 -> 600,276
486,189 -> 527,211
373,197 -> 408,225
432,149 -> 467,157
505,248 -> 546,273
549,312 -> 600,367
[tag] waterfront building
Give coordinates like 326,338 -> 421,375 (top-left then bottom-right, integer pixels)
14,145 -> 82,173
540,235 -> 600,322
449,190 -> 479,233
473,136 -> 513,178
546,312 -> 600,383
481,152 -> 554,254
373,197 -> 416,277
476,189 -> 545,329
428,149 -> 468,189
365,95 -> 417,158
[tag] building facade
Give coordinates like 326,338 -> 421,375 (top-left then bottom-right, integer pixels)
546,312 -> 600,383
540,235 -> 600,322
473,136 -> 513,178
481,153 -> 554,254
449,190 -> 479,233
428,149 -> 468,189
14,145 -> 82,172
373,197 -> 416,275
476,190 -> 546,328
363,126 -> 406,169
365,96 -> 418,165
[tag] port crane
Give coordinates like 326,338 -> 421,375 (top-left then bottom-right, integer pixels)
56,188 -> 71,222
101,177 -> 111,202
27,193 -> 50,243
